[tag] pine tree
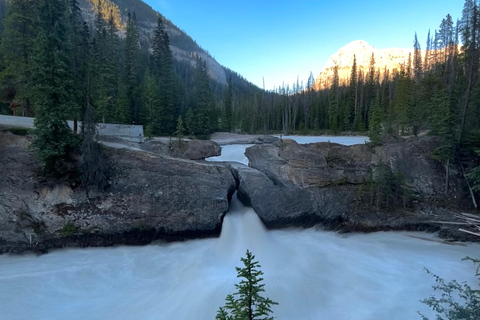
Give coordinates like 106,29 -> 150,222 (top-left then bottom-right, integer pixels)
192,57 -> 215,136
368,92 -> 382,146
328,64 -> 339,133
364,53 -> 376,128
124,12 -> 140,123
140,68 -> 162,133
216,250 -> 278,320
151,16 -> 178,133
225,75 -> 233,132
31,0 -> 78,175
345,54 -> 357,131
413,32 -> 423,83
67,0 -> 86,132
393,66 -> 412,135
0,0 -> 38,116
80,103 -> 109,194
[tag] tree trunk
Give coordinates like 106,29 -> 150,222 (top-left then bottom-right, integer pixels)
23,97 -> 30,117
444,159 -> 449,194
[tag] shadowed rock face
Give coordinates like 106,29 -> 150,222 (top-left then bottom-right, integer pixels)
226,162 -> 352,229
0,132 -> 235,254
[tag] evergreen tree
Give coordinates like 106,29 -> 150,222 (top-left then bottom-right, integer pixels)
31,0 -> 78,175
151,16 -> 178,133
393,67 -> 412,135
0,0 -> 38,116
124,12 -> 140,123
225,75 -> 233,131
140,68 -> 162,133
191,57 -> 215,136
346,54 -> 357,130
216,250 -> 278,320
368,92 -> 382,146
364,53 -> 376,128
67,0 -> 86,132
328,64 -> 339,133
80,103 -> 109,194
413,32 -> 423,83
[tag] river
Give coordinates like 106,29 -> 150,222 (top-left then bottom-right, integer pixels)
0,136 -> 478,320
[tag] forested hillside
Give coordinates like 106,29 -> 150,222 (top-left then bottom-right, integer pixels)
0,0 -> 262,137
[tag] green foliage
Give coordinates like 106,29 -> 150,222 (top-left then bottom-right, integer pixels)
31,0 -> 80,176
174,115 -> 185,142
79,104 -> 110,193
61,221 -> 77,236
216,250 -> 278,320
419,258 -> 480,320
466,150 -> 480,193
0,0 -> 37,116
368,93 -> 382,146
370,163 -> 412,209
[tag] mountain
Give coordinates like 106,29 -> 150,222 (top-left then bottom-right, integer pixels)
314,40 -> 413,90
78,0 -> 258,92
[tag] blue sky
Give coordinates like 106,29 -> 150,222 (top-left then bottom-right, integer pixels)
144,0 -> 465,89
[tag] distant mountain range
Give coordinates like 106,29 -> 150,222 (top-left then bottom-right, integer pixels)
314,40 -> 414,90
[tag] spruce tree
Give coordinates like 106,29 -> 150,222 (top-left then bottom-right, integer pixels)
31,0 -> 78,175
216,250 -> 278,320
151,16 -> 177,133
80,103 -> 109,194
192,57 -> 215,136
225,75 -> 233,132
328,64 -> 339,133
124,12 -> 140,123
0,0 -> 38,116
368,92 -> 382,146
346,54 -> 357,130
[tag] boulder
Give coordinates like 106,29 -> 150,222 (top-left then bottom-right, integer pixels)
140,139 -> 221,160
0,132 -> 236,253
171,139 -> 221,160
226,162 -> 351,228
246,139 -> 371,188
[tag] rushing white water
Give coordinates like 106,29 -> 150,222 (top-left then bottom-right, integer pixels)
0,136 -> 478,320
275,135 -> 369,145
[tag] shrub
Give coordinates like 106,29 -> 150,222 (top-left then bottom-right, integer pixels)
419,258 -> 480,320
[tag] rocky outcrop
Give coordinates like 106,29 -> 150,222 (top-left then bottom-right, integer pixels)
247,137 -> 455,197
226,162 -> 352,228
0,131 -> 235,254
139,139 -> 221,160
230,137 -> 476,240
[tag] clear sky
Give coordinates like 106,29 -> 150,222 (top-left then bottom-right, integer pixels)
144,0 -> 465,90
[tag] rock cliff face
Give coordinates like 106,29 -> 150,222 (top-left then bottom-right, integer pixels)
229,137 -> 474,240
0,131 -> 235,254
314,40 -> 414,90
